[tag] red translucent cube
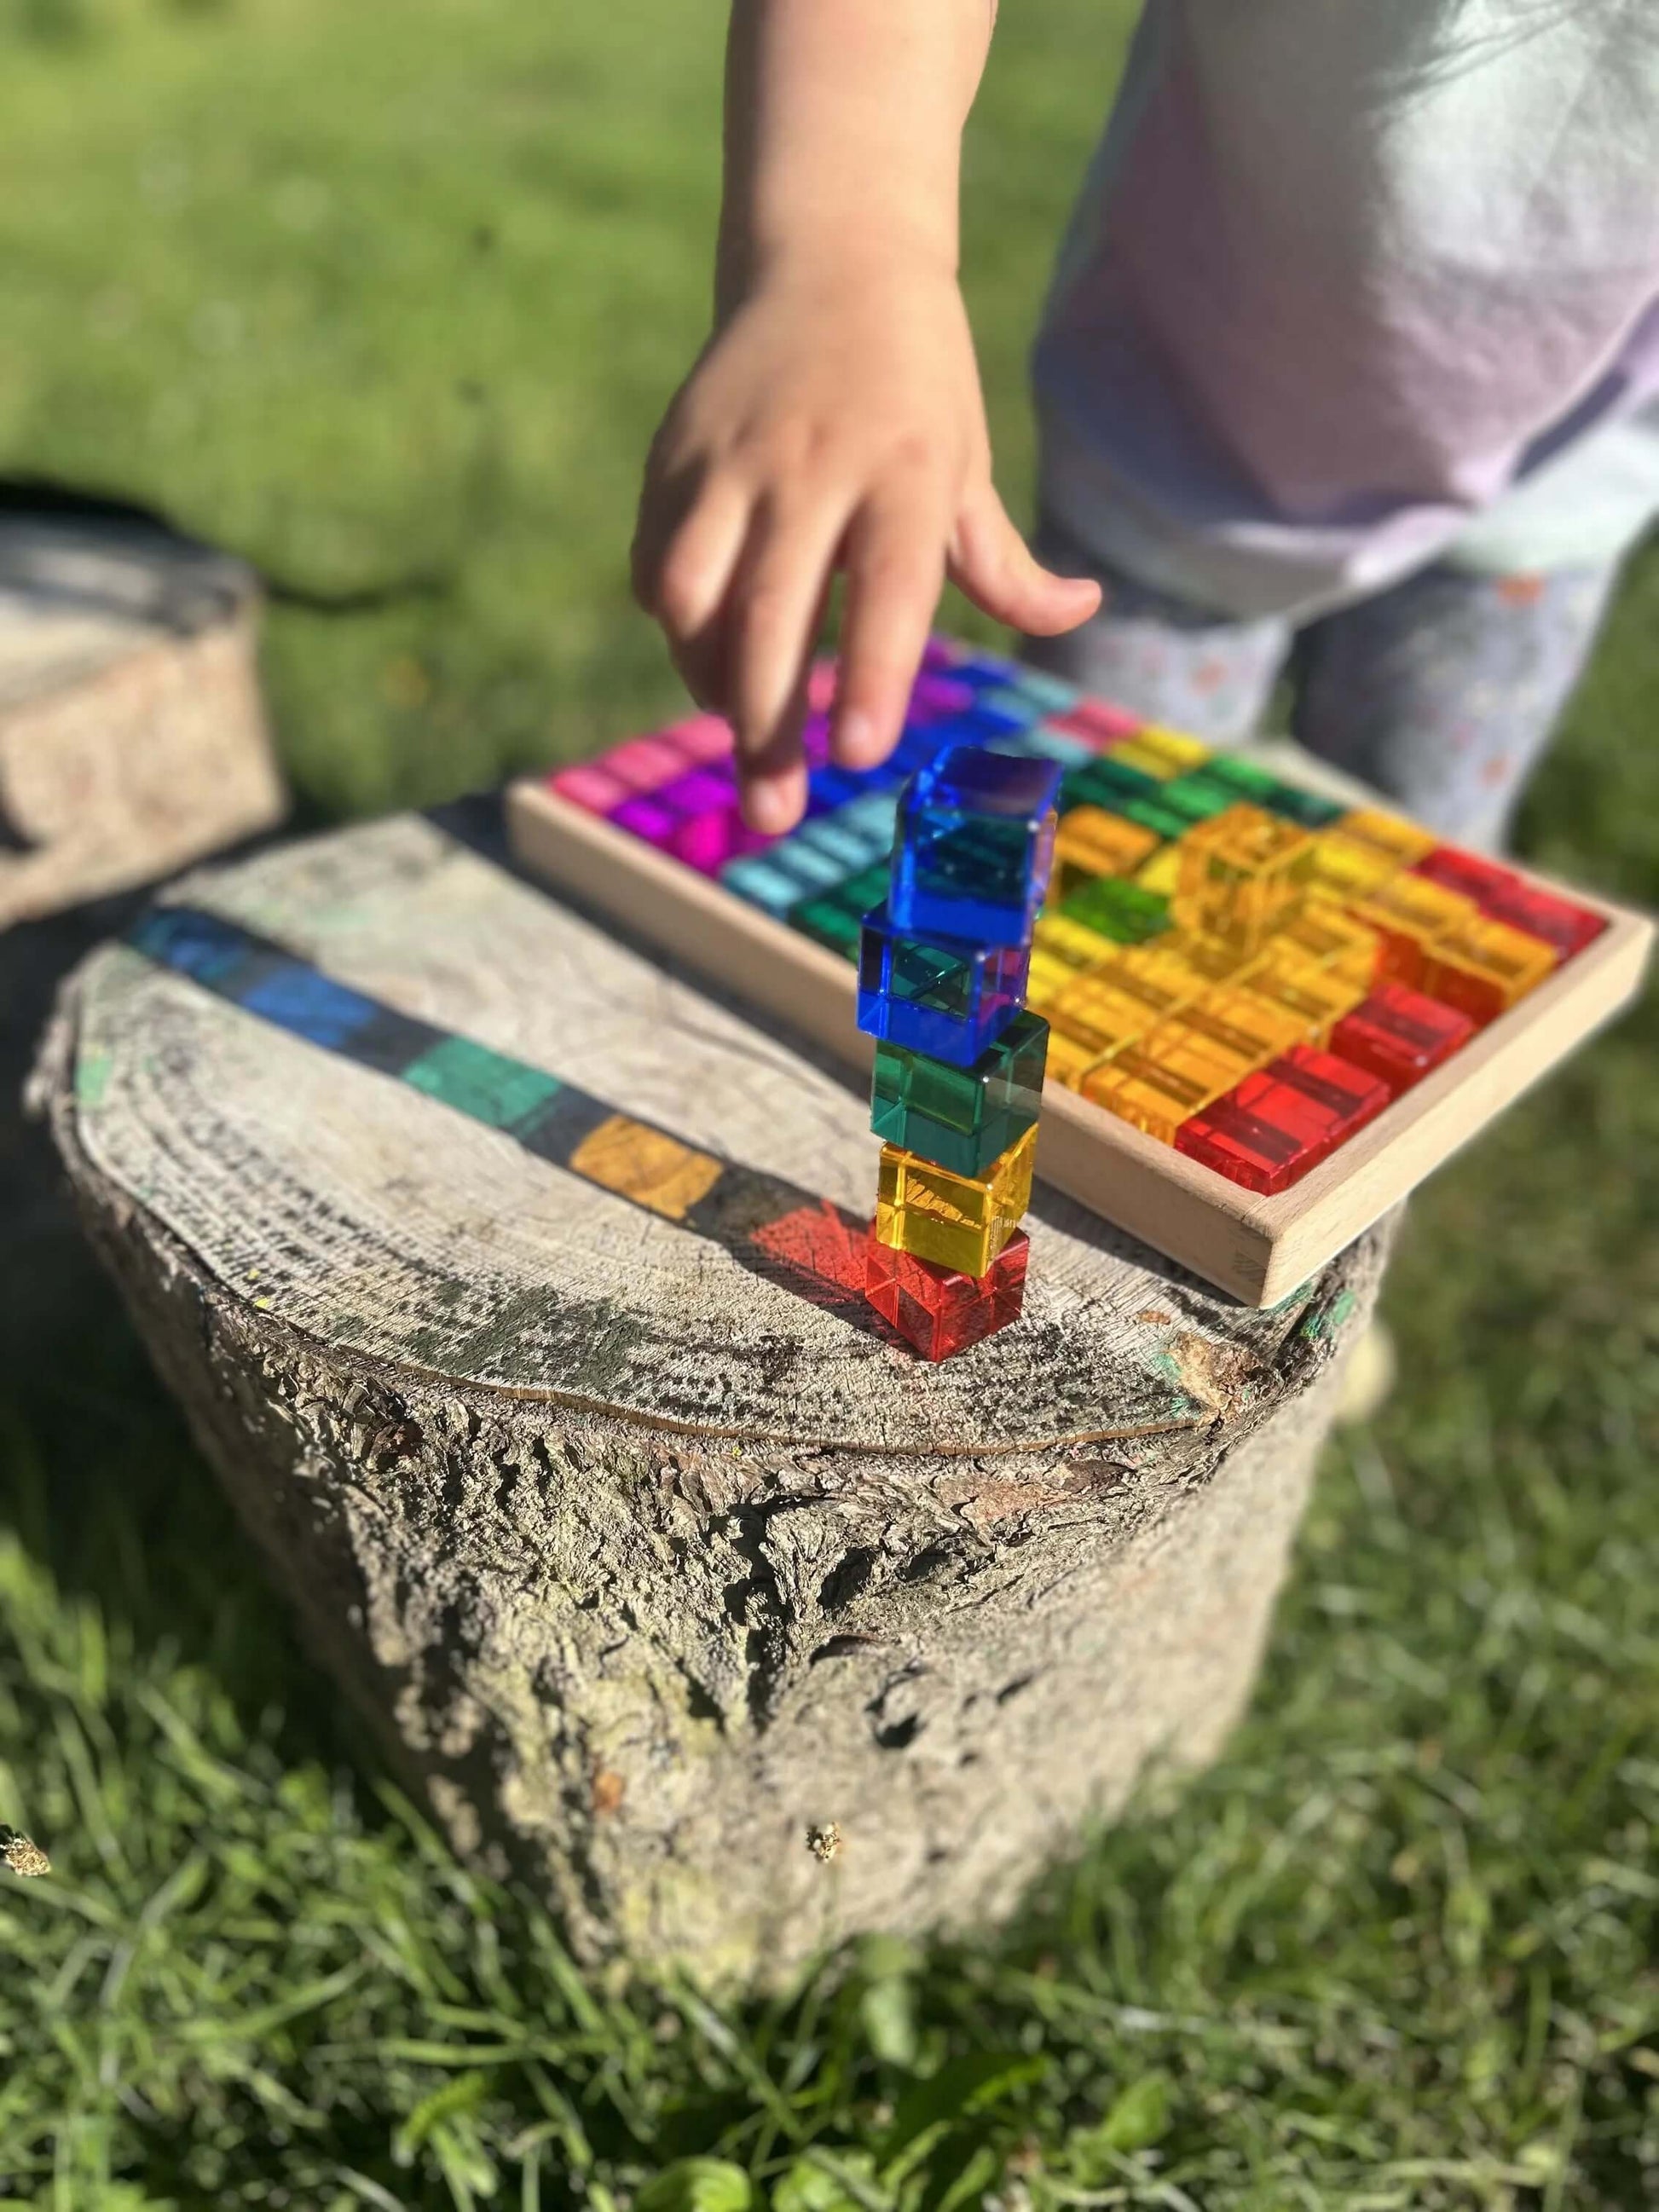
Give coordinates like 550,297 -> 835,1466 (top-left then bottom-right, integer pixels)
1329,981 -> 1476,1095
1413,848 -> 1605,960
1275,1042 -> 1391,1137
1175,1043 -> 1390,1193
864,1227 -> 1030,1360
1175,1071 -> 1336,1193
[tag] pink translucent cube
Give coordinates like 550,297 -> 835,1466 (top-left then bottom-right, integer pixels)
551,760 -> 629,814
662,713 -> 735,766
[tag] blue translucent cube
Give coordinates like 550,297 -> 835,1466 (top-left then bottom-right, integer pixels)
856,901 -> 1030,1067
888,746 -> 1061,948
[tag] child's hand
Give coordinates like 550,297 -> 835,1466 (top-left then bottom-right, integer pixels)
633,251 -> 1100,832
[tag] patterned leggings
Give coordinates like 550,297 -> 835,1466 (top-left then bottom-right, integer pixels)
1021,523 -> 1622,850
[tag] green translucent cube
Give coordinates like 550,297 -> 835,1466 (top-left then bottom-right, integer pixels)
1200,750 -> 1344,827
1121,795 -> 1193,842
1256,780 -> 1347,829
1197,753 -> 1280,802
1059,875 -> 1172,945
1157,772 -> 1239,823
1059,755 -> 1163,815
789,894 -> 864,958
870,1011 -> 1049,1177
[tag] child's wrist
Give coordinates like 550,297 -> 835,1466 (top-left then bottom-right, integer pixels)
716,222 -> 957,321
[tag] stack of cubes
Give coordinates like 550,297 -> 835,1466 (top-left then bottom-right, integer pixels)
858,748 -> 1062,1361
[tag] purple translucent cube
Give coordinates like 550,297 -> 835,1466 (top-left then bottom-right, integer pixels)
610,791 -> 685,846
908,673 -> 978,722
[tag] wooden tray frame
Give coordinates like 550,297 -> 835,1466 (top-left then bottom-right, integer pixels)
506,776 -> 1653,1306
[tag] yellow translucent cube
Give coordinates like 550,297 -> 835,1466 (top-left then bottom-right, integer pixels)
1135,844 -> 1184,898
1049,973 -> 1155,1058
1277,899 -> 1381,985
1175,805 -> 1315,945
1045,1025 -> 1107,1090
1165,929 -> 1262,986
1115,724 -> 1211,777
1304,831 -> 1401,898
1107,941 -> 1209,1017
1034,911 -> 1115,973
875,1123 -> 1037,1278
1088,1021 -> 1255,1141
1338,806 -> 1437,868
1244,956 -> 1367,1043
1183,985 -> 1308,1068
1051,806 -> 1163,898
1025,946 -> 1078,1015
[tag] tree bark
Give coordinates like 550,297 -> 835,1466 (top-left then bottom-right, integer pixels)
0,515 -> 284,927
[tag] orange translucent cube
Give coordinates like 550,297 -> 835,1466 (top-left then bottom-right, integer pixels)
1051,806 -> 1162,898
1420,915 -> 1557,1025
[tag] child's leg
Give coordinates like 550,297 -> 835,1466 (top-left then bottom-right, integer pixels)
1292,561 -> 1623,850
1020,520 -> 1291,743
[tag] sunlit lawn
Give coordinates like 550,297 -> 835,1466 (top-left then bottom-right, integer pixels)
1,1 -> 1655,2203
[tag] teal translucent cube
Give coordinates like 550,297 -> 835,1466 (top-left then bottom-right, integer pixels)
870,1013 -> 1049,1178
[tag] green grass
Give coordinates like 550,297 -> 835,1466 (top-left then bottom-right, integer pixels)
2,1 -> 1656,2204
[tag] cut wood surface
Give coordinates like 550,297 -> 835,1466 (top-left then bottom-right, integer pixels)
37,806 -> 1392,1979
0,516 -> 285,926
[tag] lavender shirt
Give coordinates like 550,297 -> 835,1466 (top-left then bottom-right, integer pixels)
1033,1 -> 1659,619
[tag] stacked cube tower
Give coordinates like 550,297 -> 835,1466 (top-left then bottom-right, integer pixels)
857,747 -> 1063,1361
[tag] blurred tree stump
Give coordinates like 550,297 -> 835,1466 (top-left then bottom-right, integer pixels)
0,513 -> 285,928
33,808 -> 1391,1986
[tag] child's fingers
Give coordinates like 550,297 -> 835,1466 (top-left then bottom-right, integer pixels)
949,483 -> 1101,636
831,488 -> 947,771
728,493 -> 852,780
633,472 -> 753,707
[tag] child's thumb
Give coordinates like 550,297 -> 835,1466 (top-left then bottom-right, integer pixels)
947,484 -> 1101,637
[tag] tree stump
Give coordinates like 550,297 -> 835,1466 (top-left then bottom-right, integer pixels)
33,808 -> 1392,1985
0,514 -> 284,927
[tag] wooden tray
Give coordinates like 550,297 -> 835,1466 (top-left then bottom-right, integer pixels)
507,683 -> 1652,1308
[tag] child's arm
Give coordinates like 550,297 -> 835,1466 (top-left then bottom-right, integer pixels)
631,0 -> 1101,832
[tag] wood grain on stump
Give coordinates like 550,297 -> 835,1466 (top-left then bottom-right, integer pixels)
33,808 -> 1391,1984
0,516 -> 284,927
